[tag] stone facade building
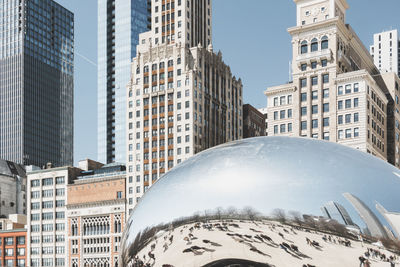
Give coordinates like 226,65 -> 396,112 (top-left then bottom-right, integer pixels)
125,0 -> 243,213
264,0 -> 399,164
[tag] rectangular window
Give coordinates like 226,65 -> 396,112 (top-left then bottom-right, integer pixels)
288,95 -> 293,104
338,115 -> 343,125
323,132 -> 330,141
338,86 -> 344,95
311,76 -> 318,86
287,109 -> 292,118
354,112 -> 359,122
323,103 -> 329,113
301,121 -> 307,130
323,117 -> 329,127
338,130 -> 344,139
273,97 -> 278,107
301,78 -> 307,88
321,59 -> 327,67
301,93 -> 307,102
345,84 -> 352,94
345,129 -> 352,138
354,128 -> 360,137
323,89 -> 329,98
301,64 -> 307,71
311,61 -> 317,69
345,99 -> 352,109
274,125 -> 278,134
280,124 -> 286,133
280,96 -> 286,105
354,98 -> 359,107
42,178 -> 53,186
55,176 -> 65,184
354,83 -> 359,92
322,74 -> 329,83
280,110 -> 286,119
288,123 -> 293,132
312,105 -> 318,114
312,119 -> 318,129
345,114 -> 351,124
312,91 -> 318,100
338,100 -> 343,110
301,107 -> 307,116
274,111 -> 278,120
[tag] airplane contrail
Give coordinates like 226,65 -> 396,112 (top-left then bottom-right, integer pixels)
76,51 -> 97,67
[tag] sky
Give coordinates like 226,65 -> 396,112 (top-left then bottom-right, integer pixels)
54,0 -> 400,165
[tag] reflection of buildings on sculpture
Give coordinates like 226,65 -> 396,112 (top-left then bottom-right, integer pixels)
321,201 -> 355,226
343,193 -> 388,239
263,0 -> 400,167
125,0 -> 243,214
376,203 -> 400,239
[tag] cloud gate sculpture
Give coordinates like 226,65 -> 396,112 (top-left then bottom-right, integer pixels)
121,137 -> 400,266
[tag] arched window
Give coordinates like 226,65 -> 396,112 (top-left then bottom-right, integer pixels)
311,38 -> 318,52
321,36 -> 329,50
301,40 -> 308,54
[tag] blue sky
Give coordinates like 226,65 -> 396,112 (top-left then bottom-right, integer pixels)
55,0 -> 400,164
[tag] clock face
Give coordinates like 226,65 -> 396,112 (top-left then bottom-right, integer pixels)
312,7 -> 320,16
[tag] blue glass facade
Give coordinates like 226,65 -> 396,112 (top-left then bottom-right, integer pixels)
98,0 -> 149,164
0,0 -> 74,167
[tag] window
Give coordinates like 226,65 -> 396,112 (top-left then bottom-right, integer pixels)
354,98 -> 359,108
323,117 -> 329,127
345,84 -> 352,94
321,36 -> 329,49
288,123 -> 293,132
311,61 -> 317,69
338,130 -> 344,139
323,103 -> 329,113
321,59 -> 328,67
338,86 -> 344,95
345,114 -> 351,124
345,99 -> 351,109
354,128 -> 359,137
273,97 -> 278,107
345,129 -> 352,138
312,90 -> 318,100
323,74 -> 329,83
338,100 -> 343,110
312,105 -> 318,114
354,113 -> 359,122
301,64 -> 307,71
280,124 -> 286,133
301,121 -> 307,130
323,89 -> 329,98
280,110 -> 286,119
274,125 -> 278,134
31,180 -> 40,187
301,78 -> 307,88
55,176 -> 65,184
354,83 -> 359,92
288,109 -> 292,118
311,76 -> 318,86
301,40 -> 308,54
301,93 -> 307,102
288,95 -> 293,104
274,111 -> 278,120
42,178 -> 53,186
338,115 -> 343,125
312,119 -> 318,128
323,132 -> 330,141
311,38 -> 318,52
301,107 -> 307,116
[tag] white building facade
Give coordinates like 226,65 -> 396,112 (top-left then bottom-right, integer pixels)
264,0 -> 392,162
370,29 -> 400,76
125,0 -> 243,213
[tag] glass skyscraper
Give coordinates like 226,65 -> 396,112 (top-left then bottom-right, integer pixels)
97,0 -> 150,164
0,0 -> 74,167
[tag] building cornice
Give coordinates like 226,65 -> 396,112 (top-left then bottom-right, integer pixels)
66,199 -> 126,210
265,83 -> 297,96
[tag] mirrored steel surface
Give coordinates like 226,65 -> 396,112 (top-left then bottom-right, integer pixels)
121,137 -> 400,267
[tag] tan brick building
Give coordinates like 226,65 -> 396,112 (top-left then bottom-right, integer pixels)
67,163 -> 126,267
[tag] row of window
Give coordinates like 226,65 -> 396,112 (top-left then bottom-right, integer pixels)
301,104 -> 329,116
338,83 -> 359,95
273,109 -> 293,120
31,188 -> 65,199
338,128 -> 360,139
300,36 -> 329,54
273,95 -> 293,107
31,200 -> 65,209
301,59 -> 328,71
300,74 -> 329,87
301,89 -> 330,101
0,236 -> 25,246
301,118 -> 330,130
338,98 -> 359,110
273,123 -> 293,134
338,113 -> 359,124
31,211 -> 65,221
30,176 -> 65,187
